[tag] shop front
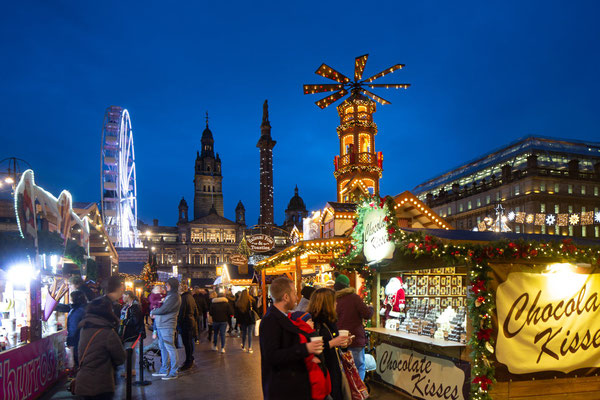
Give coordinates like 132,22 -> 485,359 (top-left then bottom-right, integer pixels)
335,193 -> 600,400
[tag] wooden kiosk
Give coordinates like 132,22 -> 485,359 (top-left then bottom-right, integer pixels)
336,194 -> 600,400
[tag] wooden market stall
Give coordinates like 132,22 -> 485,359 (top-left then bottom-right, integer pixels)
336,194 -> 600,400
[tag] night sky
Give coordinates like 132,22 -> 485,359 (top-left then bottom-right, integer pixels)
2,1 -> 600,228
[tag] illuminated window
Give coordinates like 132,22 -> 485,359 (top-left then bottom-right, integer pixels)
345,106 -> 353,114
358,106 -> 367,112
459,203 -> 464,212
582,226 -> 587,237
476,198 -> 481,207
359,134 -> 371,153
554,204 -> 560,213
595,186 -> 599,196
486,195 -> 490,204
555,225 -> 560,235
568,184 -> 573,194
568,226 -> 574,236
540,182 -> 546,192
514,185 -> 520,196
515,226 -> 521,233
555,183 -> 560,193
540,203 -> 546,212
596,226 -> 599,238
582,206 -> 586,212
568,205 -> 573,213
467,201 -> 472,210
447,207 -> 452,216
541,225 -> 546,234
581,185 -> 586,195
476,216 -> 481,223
496,191 -> 501,201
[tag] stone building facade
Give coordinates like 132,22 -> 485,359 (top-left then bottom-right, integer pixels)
413,136 -> 600,239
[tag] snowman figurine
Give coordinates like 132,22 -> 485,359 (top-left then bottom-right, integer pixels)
382,277 -> 406,319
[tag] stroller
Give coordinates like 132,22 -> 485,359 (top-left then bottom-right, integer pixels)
142,340 -> 161,372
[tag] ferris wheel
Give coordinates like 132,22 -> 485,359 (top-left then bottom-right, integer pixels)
100,106 -> 139,248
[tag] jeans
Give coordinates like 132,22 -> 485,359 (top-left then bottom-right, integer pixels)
240,324 -> 254,349
212,322 -> 227,348
180,328 -> 195,365
157,328 -> 178,375
350,347 -> 366,380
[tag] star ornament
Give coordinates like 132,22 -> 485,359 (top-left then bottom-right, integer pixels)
546,214 -> 556,225
507,211 -> 516,221
596,212 -> 600,223
569,214 -> 580,225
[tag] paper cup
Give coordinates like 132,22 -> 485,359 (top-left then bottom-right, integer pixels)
43,294 -> 58,321
310,336 -> 323,354
338,330 -> 349,337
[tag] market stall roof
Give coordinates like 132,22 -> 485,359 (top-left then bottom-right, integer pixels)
392,191 -> 452,230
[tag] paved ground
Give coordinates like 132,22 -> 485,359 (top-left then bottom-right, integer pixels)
44,330 -> 407,400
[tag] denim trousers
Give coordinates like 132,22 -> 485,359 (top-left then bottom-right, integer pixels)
157,328 -> 178,375
212,322 -> 227,348
240,324 -> 254,349
350,346 -> 366,380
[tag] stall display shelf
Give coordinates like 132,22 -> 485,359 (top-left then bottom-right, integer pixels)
366,327 -> 466,348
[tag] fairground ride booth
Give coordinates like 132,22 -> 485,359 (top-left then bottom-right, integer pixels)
0,170 -> 117,399
336,193 -> 600,400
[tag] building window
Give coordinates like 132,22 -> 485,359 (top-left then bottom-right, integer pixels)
459,203 -> 464,212
496,191 -> 501,201
568,184 -> 573,194
568,205 -> 573,213
582,185 -> 586,195
540,182 -> 546,192
515,206 -> 520,212
540,203 -> 546,213
541,225 -> 546,234
476,216 -> 481,224
515,226 -> 521,233
568,226 -> 574,236
582,206 -> 586,212
555,204 -> 560,214
476,198 -> 481,207
595,186 -> 599,196
467,201 -> 472,210
448,207 -> 452,216
514,185 -> 520,196
596,226 -> 599,238
555,225 -> 560,235
554,183 -> 560,193
486,195 -> 490,204
582,226 -> 587,237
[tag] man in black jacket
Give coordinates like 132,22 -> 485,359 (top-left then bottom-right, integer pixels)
259,277 -> 323,400
178,285 -> 200,370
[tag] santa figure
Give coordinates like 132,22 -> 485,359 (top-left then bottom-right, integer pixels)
382,277 -> 405,319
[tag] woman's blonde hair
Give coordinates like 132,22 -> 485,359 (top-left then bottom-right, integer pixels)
307,288 -> 337,323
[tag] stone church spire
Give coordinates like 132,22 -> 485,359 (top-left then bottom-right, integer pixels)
194,112 -> 224,219
256,100 -> 276,227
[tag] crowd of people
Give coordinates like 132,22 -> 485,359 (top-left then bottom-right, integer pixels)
61,274 -> 262,399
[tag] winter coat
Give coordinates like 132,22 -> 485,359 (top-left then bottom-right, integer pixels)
289,317 -> 332,400
235,298 -> 257,326
75,314 -> 126,396
335,287 -> 373,348
178,291 -> 200,333
193,293 -> 208,313
150,290 -> 181,331
119,301 -> 144,342
148,292 -> 165,311
314,319 -> 343,400
259,306 -> 311,400
66,304 -> 86,347
209,297 -> 233,323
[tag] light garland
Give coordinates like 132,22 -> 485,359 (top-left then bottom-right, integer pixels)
506,210 -> 599,227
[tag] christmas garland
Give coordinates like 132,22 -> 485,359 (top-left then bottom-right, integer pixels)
333,202 -> 600,400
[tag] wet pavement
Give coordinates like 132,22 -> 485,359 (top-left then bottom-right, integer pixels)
44,330 -> 406,400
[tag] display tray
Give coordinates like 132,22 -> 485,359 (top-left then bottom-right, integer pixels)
366,327 -> 466,348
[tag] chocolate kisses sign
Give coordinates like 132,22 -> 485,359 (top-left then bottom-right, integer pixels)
363,205 -> 395,263
496,269 -> 600,374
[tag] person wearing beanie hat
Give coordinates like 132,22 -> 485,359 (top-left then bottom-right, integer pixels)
333,274 -> 350,291
335,274 -> 374,380
150,278 -> 181,380
288,312 -> 332,400
294,285 -> 316,312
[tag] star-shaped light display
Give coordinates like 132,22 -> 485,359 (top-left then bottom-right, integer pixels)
596,212 -> 600,223
546,214 -> 556,225
569,214 -> 580,225
507,211 -> 515,221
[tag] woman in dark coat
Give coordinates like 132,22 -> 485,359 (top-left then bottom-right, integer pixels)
235,289 -> 257,352
119,291 -> 144,376
307,288 -> 352,400
75,297 -> 126,400
66,290 -> 88,367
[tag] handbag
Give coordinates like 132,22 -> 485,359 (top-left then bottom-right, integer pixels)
69,328 -> 103,394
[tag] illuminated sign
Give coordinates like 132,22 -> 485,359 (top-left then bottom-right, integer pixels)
363,207 -> 395,263
308,254 -> 331,265
247,234 -> 275,253
376,343 -> 468,400
496,266 -> 600,374
230,254 -> 248,267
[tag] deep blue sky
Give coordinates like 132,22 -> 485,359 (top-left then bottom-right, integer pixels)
2,1 -> 600,227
